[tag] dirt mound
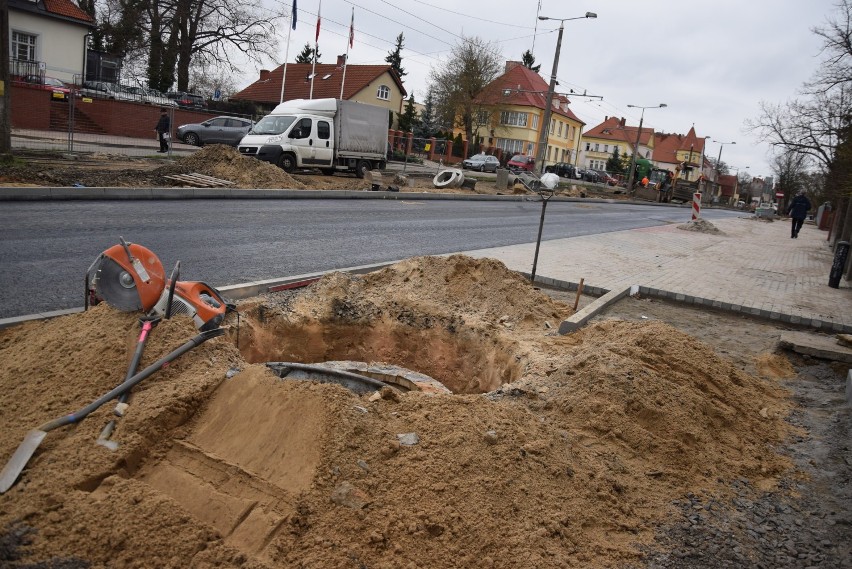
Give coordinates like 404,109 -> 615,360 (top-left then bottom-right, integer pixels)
160,145 -> 307,189
677,218 -> 724,234
0,255 -> 794,569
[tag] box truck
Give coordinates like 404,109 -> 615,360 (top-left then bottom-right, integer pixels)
237,98 -> 389,178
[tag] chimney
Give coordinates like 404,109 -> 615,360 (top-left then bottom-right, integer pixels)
505,61 -> 522,73
604,116 -> 609,121
337,54 -> 347,67
620,117 -> 626,127
259,69 -> 270,81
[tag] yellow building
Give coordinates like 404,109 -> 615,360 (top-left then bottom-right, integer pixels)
580,116 -> 655,172
466,61 -> 584,167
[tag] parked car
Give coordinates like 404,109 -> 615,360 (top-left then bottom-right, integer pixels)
580,169 -> 601,183
462,154 -> 500,172
544,162 -> 580,179
124,86 -> 176,107
506,154 -> 535,172
596,170 -> 619,186
80,81 -> 135,102
167,91 -> 207,109
177,116 -> 254,147
16,75 -> 71,100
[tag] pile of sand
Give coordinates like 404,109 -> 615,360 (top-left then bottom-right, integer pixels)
162,145 -> 307,189
0,255 -> 793,568
677,218 -> 724,234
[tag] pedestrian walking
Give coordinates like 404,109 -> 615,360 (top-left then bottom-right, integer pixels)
786,190 -> 811,238
155,109 -> 170,153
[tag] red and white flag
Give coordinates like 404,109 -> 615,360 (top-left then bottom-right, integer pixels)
315,0 -> 321,43
348,8 -> 354,48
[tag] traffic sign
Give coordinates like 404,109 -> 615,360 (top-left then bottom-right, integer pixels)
775,192 -> 784,198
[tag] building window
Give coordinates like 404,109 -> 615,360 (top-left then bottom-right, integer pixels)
500,111 -> 528,127
585,142 -> 590,151
12,31 -> 37,61
496,138 -> 526,155
532,115 -> 538,130
476,110 -> 489,125
604,144 -> 609,153
557,122 -> 563,137
377,85 -> 390,100
594,143 -> 599,152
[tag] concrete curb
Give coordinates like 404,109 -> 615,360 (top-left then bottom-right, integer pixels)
558,285 -> 633,334
0,186 -> 692,206
526,275 -> 852,335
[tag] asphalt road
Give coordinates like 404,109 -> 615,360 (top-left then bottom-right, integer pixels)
0,198 -> 741,319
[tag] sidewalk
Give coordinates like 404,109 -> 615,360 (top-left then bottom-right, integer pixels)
461,216 -> 852,333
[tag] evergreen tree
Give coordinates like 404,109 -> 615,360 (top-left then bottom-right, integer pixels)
385,33 -> 406,78
397,94 -> 420,133
606,147 -> 624,174
295,43 -> 321,64
414,89 -> 437,139
521,49 -> 540,73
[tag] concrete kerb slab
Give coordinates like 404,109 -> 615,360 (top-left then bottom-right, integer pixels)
558,285 -> 633,334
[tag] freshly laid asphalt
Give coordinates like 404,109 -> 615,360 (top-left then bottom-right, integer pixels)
0,184 -> 849,333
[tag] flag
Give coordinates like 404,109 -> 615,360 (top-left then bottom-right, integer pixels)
348,8 -> 354,48
291,0 -> 297,30
315,0 -> 321,43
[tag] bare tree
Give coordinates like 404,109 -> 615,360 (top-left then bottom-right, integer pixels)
772,149 -> 812,205
806,0 -> 852,94
429,36 -> 503,147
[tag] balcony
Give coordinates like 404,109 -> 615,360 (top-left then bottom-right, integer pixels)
9,58 -> 44,81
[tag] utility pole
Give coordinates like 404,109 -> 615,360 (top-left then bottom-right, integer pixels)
1,0 -> 11,156
624,104 -> 667,194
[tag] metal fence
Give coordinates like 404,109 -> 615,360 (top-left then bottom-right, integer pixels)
9,81 -> 256,157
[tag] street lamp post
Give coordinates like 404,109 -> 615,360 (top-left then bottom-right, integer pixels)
711,140 -> 735,200
624,103 -> 667,194
534,12 -> 597,176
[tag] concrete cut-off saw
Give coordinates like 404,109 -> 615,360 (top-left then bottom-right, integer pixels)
85,237 -> 232,330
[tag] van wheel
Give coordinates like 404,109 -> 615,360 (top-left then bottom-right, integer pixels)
355,160 -> 371,179
278,153 -> 296,173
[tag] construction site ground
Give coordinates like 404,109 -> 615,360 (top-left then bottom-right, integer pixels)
0,146 -> 627,198
0,146 -> 850,569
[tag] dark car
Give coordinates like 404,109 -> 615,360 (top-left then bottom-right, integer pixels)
166,91 -> 207,109
177,116 -> 254,147
580,169 -> 601,183
506,154 -> 536,172
544,162 -> 580,179
462,154 -> 500,172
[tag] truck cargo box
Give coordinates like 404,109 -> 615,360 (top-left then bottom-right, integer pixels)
335,99 -> 388,156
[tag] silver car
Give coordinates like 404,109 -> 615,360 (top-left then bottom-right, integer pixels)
176,116 -> 254,147
462,154 -> 500,172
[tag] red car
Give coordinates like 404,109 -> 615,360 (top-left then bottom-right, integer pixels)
507,154 -> 535,172
15,75 -> 71,100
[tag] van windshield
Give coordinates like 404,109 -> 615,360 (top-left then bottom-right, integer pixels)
252,115 -> 296,135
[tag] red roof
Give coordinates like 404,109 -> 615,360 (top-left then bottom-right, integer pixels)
653,127 -> 706,165
476,63 -> 584,125
233,63 -> 406,105
585,116 -> 653,146
42,0 -> 94,23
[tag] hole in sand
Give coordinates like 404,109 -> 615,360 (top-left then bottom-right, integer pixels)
235,318 -> 522,395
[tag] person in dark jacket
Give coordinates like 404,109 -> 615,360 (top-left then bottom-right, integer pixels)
786,190 -> 811,238
155,109 -> 170,153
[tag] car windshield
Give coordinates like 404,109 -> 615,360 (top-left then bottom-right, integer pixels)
44,78 -> 64,88
510,155 -> 525,162
252,115 -> 296,135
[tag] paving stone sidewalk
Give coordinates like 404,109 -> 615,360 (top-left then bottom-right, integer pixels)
462,216 -> 852,333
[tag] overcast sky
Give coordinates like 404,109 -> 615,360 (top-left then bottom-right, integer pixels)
247,0 -> 841,178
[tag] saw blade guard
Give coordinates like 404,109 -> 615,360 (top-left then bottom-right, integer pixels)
90,243 -> 165,311
152,280 -> 228,331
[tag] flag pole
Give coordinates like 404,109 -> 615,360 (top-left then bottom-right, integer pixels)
310,0 -> 320,99
339,7 -> 353,100
279,1 -> 296,104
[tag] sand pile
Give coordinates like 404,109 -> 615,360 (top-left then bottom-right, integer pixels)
677,218 -> 724,234
0,255 -> 793,569
161,145 -> 307,189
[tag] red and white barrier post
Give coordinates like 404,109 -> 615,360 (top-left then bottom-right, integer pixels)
692,193 -> 702,220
